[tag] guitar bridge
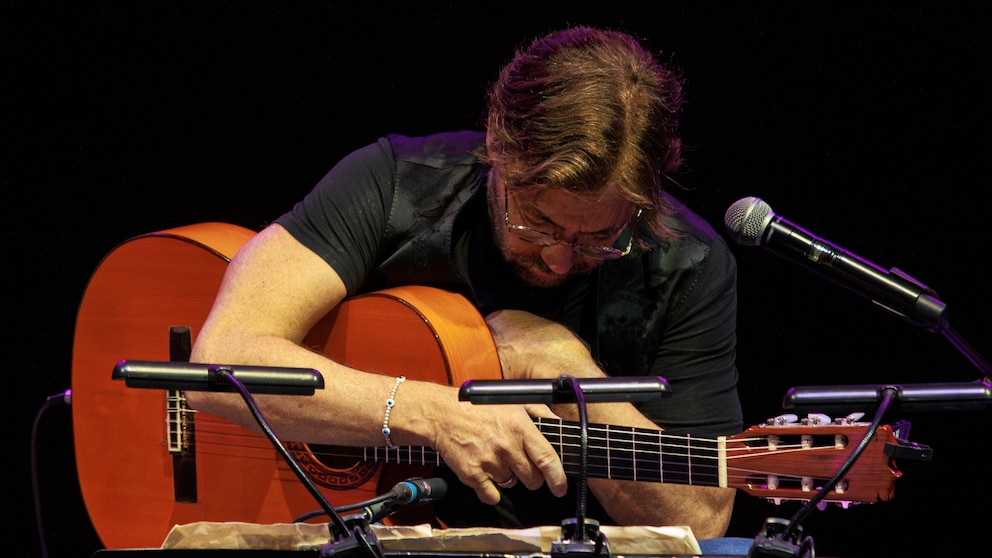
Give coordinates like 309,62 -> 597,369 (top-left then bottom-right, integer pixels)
169,326 -> 198,503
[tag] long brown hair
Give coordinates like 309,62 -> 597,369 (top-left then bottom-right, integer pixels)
482,26 -> 686,247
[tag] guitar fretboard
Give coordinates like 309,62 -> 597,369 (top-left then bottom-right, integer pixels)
364,417 -> 724,488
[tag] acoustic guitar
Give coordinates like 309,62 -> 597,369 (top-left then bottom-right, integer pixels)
71,222 -> 902,550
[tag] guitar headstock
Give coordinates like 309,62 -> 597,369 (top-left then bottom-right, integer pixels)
728,413 -> 903,508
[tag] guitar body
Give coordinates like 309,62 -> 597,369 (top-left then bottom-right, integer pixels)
71,222 -> 501,549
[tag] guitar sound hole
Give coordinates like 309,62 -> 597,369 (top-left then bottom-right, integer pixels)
306,445 -> 363,468
287,442 -> 379,489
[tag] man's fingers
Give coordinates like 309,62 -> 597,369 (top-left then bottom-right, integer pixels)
521,429 -> 568,496
463,470 -> 505,505
524,403 -> 559,420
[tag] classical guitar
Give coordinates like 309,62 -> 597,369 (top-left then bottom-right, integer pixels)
72,222 -> 903,551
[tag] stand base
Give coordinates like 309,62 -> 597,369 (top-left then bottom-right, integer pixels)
551,518 -> 610,558
747,518 -> 813,558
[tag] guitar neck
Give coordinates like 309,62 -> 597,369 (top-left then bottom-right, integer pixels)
538,418 -> 723,487
363,417 -> 724,488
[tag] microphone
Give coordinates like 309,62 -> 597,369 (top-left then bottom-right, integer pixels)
360,477 -> 448,523
724,196 -> 948,329
389,477 -> 448,505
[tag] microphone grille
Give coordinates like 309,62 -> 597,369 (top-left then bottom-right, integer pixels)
724,196 -> 774,246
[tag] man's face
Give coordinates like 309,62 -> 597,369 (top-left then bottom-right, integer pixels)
490,178 -> 637,288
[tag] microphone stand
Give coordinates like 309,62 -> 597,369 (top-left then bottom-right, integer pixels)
754,329 -> 991,558
217,372 -> 381,558
748,388 -> 898,558
549,375 -> 608,558
934,318 -> 992,379
459,375 -> 671,558
217,371 -> 381,558
113,360 -> 382,558
726,198 -> 992,555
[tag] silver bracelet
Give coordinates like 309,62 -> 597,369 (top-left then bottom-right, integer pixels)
381,375 -> 406,448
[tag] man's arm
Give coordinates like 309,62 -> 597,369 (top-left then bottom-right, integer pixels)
186,224 -> 569,505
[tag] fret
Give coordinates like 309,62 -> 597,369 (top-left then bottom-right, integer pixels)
413,445 -> 442,466
630,426 -> 661,483
602,424 -> 636,481
663,434 -> 691,486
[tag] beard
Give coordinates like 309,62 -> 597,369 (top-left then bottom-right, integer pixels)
489,217 -> 596,288
501,245 -> 596,288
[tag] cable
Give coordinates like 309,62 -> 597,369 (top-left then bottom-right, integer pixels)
214,369 -> 384,558
783,387 -> 897,541
294,493 -> 393,523
213,370 -> 350,537
750,387 -> 898,557
32,390 -> 71,558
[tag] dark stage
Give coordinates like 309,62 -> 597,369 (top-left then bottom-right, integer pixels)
10,3 -> 990,557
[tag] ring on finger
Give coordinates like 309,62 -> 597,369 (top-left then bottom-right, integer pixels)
495,474 -> 517,488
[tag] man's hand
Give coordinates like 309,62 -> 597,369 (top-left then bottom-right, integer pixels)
419,389 -> 568,505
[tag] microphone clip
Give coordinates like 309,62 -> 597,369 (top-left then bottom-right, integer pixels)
321,515 -> 382,558
747,518 -> 813,558
551,517 -> 611,558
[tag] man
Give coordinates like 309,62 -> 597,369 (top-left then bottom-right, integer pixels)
188,26 -> 743,540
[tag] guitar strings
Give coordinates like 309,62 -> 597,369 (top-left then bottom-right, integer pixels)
175,409 -> 883,502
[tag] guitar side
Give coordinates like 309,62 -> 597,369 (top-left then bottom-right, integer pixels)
71,222 -> 501,550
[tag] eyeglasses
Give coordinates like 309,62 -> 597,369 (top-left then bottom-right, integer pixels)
504,189 -> 640,260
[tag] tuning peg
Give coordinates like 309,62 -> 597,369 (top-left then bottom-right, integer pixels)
768,413 -> 798,426
839,412 -> 865,424
804,413 -> 831,425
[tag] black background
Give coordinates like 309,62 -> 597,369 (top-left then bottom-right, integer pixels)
9,2 -> 990,557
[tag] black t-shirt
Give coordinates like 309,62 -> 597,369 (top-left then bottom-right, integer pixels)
276,131 -> 743,527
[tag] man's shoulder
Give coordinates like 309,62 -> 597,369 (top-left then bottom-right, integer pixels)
660,192 -> 721,247
645,192 -> 736,279
385,131 -> 486,167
